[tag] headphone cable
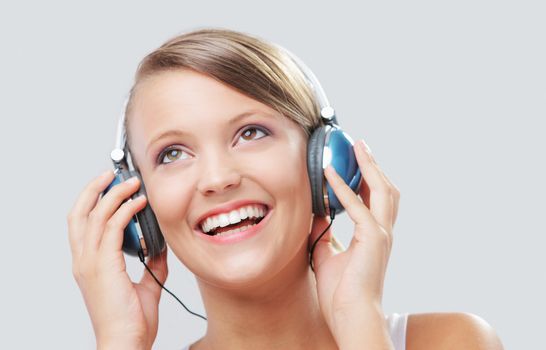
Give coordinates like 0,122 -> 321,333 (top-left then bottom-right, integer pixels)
138,250 -> 207,322
309,210 -> 336,272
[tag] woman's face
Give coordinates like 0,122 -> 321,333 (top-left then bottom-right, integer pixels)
128,69 -> 314,288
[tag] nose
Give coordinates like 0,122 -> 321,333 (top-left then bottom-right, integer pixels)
196,151 -> 242,196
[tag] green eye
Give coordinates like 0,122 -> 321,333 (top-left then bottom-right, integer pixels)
159,148 -> 189,164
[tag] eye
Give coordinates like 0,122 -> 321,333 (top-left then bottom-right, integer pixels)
158,147 -> 190,165
156,126 -> 269,166
236,126 -> 269,145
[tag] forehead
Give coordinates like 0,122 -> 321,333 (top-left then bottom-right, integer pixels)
125,69 -> 305,157
132,69 -> 274,118
130,69 -> 278,128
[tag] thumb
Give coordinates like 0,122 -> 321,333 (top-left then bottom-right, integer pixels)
140,248 -> 169,298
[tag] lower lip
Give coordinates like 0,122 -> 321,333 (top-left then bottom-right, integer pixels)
195,209 -> 272,245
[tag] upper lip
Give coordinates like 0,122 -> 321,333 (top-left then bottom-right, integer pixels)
193,199 -> 270,231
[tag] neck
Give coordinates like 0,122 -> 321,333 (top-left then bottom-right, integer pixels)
192,242 -> 338,350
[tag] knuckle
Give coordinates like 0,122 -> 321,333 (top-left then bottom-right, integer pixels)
377,228 -> 393,249
385,232 -> 393,250
104,216 -> 119,232
373,184 -> 391,196
87,209 -> 101,224
121,177 -> 139,190
386,231 -> 393,246
87,179 -> 104,195
118,200 -> 136,217
73,263 -> 92,282
104,181 -> 131,197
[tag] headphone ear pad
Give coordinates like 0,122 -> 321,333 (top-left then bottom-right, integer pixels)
307,126 -> 327,216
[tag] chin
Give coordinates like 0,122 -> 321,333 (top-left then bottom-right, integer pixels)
170,204 -> 312,291
207,254 -> 277,288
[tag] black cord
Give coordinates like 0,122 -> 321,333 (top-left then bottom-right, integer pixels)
309,210 -> 336,272
138,250 -> 207,322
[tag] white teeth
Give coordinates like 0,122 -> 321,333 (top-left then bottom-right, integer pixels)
203,216 -> 218,233
228,211 -> 239,224
238,207 -> 249,220
219,214 -> 230,227
199,204 -> 267,233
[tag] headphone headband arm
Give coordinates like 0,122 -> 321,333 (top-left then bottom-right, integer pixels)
111,97 -> 130,165
273,44 -> 338,125
114,97 -> 129,151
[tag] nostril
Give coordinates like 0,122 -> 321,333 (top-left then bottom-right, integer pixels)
197,169 -> 242,195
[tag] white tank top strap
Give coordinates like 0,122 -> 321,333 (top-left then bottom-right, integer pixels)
385,312 -> 409,350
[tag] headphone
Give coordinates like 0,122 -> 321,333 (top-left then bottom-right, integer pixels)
103,44 -> 362,258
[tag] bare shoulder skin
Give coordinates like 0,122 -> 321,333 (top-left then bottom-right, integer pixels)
407,312 -> 504,350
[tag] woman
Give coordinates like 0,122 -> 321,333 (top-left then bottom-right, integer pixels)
67,28 -> 504,349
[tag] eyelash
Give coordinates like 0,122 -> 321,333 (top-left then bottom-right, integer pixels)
156,125 -> 271,165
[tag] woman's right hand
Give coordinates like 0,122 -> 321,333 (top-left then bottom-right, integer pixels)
67,170 -> 168,350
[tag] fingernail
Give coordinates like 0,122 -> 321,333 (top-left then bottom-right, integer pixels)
324,165 -> 337,177
359,140 -> 371,153
126,176 -> 139,184
101,169 -> 113,177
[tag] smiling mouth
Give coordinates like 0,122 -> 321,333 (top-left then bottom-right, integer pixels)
198,204 -> 269,237
203,216 -> 266,236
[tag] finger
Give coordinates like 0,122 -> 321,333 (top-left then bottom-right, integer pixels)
360,141 -> 401,227
353,140 -> 394,233
68,170 -> 115,223
324,165 -> 377,232
140,248 -> 169,298
67,170 -> 114,256
100,194 -> 148,254
84,176 -> 141,252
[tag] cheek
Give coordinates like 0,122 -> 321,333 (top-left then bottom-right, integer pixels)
145,173 -> 193,235
250,138 -> 311,204
255,138 -> 313,238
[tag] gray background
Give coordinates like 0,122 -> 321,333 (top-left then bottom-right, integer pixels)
1,0 -> 544,349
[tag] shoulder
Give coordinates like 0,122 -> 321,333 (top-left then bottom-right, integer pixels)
406,312 -> 504,350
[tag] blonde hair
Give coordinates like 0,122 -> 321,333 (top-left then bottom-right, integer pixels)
124,28 -> 322,147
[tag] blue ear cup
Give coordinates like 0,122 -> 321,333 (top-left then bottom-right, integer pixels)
102,166 -> 165,258
307,123 -> 362,217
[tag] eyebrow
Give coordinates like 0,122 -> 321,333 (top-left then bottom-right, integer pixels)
145,110 -> 274,155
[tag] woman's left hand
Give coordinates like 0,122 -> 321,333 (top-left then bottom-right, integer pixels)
309,139 -> 400,347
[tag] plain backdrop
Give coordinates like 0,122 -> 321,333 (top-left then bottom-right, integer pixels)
1,0 -> 544,349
